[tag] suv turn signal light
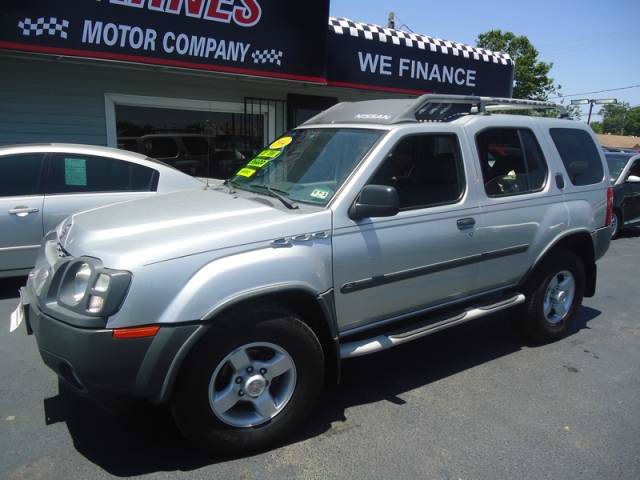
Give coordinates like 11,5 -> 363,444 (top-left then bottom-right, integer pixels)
112,325 -> 160,339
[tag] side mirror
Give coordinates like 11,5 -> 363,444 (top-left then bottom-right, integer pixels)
627,175 -> 640,183
349,185 -> 400,220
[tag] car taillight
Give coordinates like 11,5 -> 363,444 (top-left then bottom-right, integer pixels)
606,187 -> 614,226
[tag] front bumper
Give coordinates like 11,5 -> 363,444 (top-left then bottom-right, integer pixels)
26,294 -> 198,403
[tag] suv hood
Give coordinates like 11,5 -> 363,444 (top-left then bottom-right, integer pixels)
61,188 -> 329,268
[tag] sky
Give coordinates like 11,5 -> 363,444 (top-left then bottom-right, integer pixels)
329,0 -> 639,123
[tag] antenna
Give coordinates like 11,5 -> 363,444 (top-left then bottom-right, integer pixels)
387,12 -> 395,29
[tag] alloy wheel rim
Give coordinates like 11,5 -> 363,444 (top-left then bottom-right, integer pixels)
611,214 -> 619,237
543,270 -> 576,325
208,342 -> 297,428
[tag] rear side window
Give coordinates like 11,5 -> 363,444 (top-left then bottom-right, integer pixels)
369,134 -> 465,210
0,153 -> 44,197
549,128 -> 604,186
46,154 -> 157,194
476,128 -> 548,197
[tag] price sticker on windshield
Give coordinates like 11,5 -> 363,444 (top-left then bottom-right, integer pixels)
236,167 -> 256,178
270,136 -> 293,149
246,149 -> 281,169
257,149 -> 282,159
247,157 -> 271,168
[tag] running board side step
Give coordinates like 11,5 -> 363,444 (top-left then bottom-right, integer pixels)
340,293 -> 525,359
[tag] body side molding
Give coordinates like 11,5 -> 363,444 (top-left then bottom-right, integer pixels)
341,244 -> 529,294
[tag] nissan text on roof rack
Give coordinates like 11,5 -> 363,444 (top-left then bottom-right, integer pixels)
16,95 -> 613,454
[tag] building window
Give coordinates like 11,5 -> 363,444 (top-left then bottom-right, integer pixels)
476,128 -> 548,197
113,104 -> 265,179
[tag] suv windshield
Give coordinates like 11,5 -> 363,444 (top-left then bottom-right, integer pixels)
605,153 -> 633,182
230,128 -> 384,206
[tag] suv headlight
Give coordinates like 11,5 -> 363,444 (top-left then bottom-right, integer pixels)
72,263 -> 92,304
58,259 -> 131,317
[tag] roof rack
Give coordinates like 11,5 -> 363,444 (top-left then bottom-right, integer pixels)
396,94 -> 568,123
302,94 -> 569,126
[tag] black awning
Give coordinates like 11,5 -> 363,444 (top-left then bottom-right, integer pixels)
326,17 -> 514,97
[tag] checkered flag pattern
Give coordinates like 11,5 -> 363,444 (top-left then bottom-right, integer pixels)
328,17 -> 513,66
252,49 -> 284,66
18,17 -> 70,39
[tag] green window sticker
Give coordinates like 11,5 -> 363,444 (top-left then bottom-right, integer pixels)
247,157 -> 271,168
245,149 -> 281,169
257,149 -> 282,160
236,167 -> 256,178
64,158 -> 87,186
310,188 -> 330,200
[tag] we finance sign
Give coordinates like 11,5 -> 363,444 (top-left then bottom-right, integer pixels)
0,0 -> 330,83
326,18 -> 514,97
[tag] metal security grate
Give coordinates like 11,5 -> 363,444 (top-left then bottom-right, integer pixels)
243,97 -> 287,153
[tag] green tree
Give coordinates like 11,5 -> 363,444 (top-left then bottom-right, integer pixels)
476,30 -> 580,119
590,122 -> 604,134
476,30 -> 555,100
598,102 -> 640,136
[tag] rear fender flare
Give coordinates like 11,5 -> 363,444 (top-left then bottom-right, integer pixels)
519,227 -> 596,294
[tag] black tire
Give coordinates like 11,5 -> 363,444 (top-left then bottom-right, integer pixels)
520,249 -> 585,342
171,303 -> 324,456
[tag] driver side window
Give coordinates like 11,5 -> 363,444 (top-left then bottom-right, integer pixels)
368,133 -> 465,210
476,128 -> 548,197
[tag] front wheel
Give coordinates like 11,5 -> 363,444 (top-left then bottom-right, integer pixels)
171,305 -> 324,455
520,250 -> 585,342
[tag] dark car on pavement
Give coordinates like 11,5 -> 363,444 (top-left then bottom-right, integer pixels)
606,152 -> 640,237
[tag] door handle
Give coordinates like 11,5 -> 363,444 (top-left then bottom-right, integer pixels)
9,206 -> 39,217
457,217 -> 476,230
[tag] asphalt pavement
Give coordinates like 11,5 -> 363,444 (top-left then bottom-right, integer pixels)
1,230 -> 639,479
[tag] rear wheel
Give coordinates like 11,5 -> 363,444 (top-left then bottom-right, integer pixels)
611,210 -> 621,239
171,304 -> 324,455
520,250 -> 585,342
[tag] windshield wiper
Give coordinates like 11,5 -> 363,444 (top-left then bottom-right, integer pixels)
259,185 -> 299,210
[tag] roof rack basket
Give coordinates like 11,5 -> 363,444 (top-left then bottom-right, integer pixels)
395,94 -> 569,123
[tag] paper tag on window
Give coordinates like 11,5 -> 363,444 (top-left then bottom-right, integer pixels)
310,188 -> 330,200
64,158 -> 87,186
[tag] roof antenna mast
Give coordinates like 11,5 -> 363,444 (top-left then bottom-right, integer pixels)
387,12 -> 395,29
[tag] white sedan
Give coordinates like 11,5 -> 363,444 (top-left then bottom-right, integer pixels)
0,143 -> 203,278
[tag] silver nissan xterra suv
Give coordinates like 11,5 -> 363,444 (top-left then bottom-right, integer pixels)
18,95 -> 613,454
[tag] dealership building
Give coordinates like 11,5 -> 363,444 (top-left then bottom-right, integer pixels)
0,0 -> 514,178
